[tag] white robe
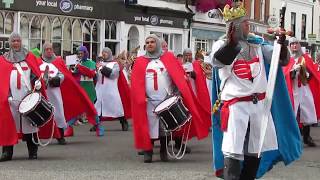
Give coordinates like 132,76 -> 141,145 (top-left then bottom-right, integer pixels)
291,58 -> 318,125
145,59 -> 173,139
95,61 -> 124,118
9,61 -> 38,134
39,62 -> 67,129
212,40 -> 278,155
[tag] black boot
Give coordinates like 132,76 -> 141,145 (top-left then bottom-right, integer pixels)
25,134 -> 38,160
57,128 -> 66,145
174,137 -> 191,154
239,156 -> 261,180
119,117 -> 129,131
143,150 -> 153,163
303,125 -> 316,147
223,157 -> 241,180
160,136 -> 169,162
0,146 -> 13,162
89,125 -> 97,132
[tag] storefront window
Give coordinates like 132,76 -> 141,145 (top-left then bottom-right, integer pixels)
72,19 -> 82,54
0,13 -> 4,34
105,21 -> 117,40
91,21 -> 100,61
30,16 -> 41,50
20,15 -> 28,48
62,19 -> 72,58
52,18 -> 62,55
41,17 -> 51,43
4,13 -> 13,35
195,39 -> 209,52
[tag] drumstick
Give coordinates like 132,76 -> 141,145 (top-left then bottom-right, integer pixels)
32,65 -> 49,93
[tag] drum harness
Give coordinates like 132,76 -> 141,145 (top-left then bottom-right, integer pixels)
150,69 -> 192,160
15,63 -> 55,147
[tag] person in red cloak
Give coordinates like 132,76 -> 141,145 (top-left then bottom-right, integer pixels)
38,42 -> 99,142
131,34 -> 209,163
182,47 -> 212,134
0,32 -> 51,161
283,37 -> 320,147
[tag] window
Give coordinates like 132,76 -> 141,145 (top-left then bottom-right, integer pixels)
91,21 -> 100,61
52,18 -> 62,56
150,31 -> 182,54
62,19 -> 72,58
30,16 -> 41,50
4,13 -> 13,34
20,15 -> 29,48
105,21 -> 119,55
291,12 -> 296,37
301,14 -> 307,40
195,39 -> 209,53
0,13 -> 3,34
72,19 -> 82,54
41,17 -> 51,44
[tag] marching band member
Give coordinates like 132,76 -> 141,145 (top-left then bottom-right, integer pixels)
94,47 -> 131,132
211,3 -> 301,179
0,32 -> 49,161
131,34 -> 209,163
39,42 -> 99,141
283,37 -> 320,147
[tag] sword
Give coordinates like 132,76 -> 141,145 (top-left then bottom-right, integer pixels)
258,1 -> 287,157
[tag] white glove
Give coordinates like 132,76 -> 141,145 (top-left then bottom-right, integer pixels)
34,80 -> 42,90
292,63 -> 301,72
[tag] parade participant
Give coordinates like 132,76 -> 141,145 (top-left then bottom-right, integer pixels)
131,34 -> 209,163
283,37 -> 320,147
211,3 -> 301,179
39,42 -> 99,141
161,40 -> 168,53
71,46 -> 97,104
94,47 -> 131,131
0,32 -> 49,161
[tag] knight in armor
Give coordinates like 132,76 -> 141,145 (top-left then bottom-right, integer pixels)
39,42 -> 99,141
131,34 -> 209,163
0,32 -> 48,161
283,37 -> 320,147
210,2 -> 299,179
93,47 -> 131,132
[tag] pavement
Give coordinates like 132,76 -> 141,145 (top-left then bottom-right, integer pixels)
0,121 -> 319,180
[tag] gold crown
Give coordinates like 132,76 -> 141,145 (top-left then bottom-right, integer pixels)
221,2 -> 247,22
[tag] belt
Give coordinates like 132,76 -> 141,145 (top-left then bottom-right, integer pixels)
220,92 -> 266,131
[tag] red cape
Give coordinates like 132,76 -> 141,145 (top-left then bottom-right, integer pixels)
99,61 -> 131,121
0,53 -> 54,146
192,60 -> 212,128
283,54 -> 320,121
49,57 -> 98,125
131,52 -> 209,151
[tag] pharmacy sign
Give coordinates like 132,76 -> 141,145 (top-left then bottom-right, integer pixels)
2,0 -> 14,8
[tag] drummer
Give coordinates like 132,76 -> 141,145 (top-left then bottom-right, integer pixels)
0,32 -> 49,161
130,34 -> 209,163
38,42 -> 99,139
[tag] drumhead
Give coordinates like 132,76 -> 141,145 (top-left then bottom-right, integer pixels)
154,96 -> 178,112
19,93 -> 41,113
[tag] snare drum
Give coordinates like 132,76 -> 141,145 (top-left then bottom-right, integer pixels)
154,96 -> 191,132
18,92 -> 54,127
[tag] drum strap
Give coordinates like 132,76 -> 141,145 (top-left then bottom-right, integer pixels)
14,63 -> 31,91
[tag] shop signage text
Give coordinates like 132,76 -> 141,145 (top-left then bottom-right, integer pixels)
134,15 -> 174,26
35,0 -> 93,13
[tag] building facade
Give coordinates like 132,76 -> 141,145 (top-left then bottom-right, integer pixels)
0,0 -> 192,59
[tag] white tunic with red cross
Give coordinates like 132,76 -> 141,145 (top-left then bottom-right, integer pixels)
39,62 -> 67,129
95,61 -> 124,118
9,61 -> 38,134
291,56 -> 317,125
212,40 -> 278,156
145,59 -> 174,139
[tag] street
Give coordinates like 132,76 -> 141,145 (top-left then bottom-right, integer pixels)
0,121 -> 319,180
